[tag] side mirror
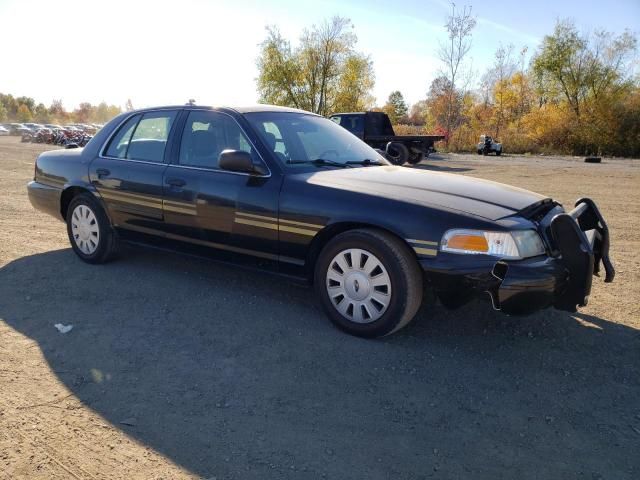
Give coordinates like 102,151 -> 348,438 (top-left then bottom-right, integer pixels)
218,149 -> 267,175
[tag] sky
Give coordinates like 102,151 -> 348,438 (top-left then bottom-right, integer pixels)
0,0 -> 638,111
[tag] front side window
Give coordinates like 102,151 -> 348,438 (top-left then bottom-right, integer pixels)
104,111 -> 176,162
246,112 -> 387,168
178,111 -> 259,169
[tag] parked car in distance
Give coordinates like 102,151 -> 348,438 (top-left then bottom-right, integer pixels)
330,111 -> 444,165
8,123 -> 32,136
0,125 -> 9,136
27,105 -> 614,337
24,123 -> 45,132
477,134 -> 503,156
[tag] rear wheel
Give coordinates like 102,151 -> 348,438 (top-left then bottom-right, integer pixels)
407,151 -> 424,165
66,193 -> 119,264
495,150 -> 501,156
314,229 -> 423,337
386,142 -> 409,165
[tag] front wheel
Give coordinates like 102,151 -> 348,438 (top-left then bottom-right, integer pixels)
495,150 -> 501,156
66,193 -> 119,264
314,229 -> 423,337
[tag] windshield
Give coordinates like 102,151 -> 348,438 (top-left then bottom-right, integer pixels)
245,112 -> 389,168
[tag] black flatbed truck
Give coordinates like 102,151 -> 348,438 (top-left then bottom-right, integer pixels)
329,111 -> 445,165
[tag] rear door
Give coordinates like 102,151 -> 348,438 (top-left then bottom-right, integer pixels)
161,109 -> 281,263
89,110 -> 178,235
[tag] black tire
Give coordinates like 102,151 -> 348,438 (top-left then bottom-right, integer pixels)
584,156 -> 601,163
386,142 -> 410,165
477,150 -> 483,155
407,151 -> 425,165
314,229 -> 423,338
495,150 -> 501,156
66,193 -> 119,264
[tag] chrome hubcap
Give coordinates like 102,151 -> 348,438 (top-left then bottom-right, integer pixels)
71,204 -> 100,255
326,248 -> 392,324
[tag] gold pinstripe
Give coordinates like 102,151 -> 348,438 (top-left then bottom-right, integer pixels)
413,247 -> 438,256
234,212 -> 321,236
163,204 -> 197,215
278,224 -> 318,236
101,192 -> 161,209
236,211 -> 324,230
234,217 -> 279,231
235,211 -> 279,223
101,189 -> 162,204
407,238 -> 439,246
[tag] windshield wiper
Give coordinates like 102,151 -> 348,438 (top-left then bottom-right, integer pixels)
345,159 -> 383,166
288,158 -> 352,168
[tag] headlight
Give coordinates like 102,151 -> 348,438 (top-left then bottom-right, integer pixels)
440,229 -> 545,259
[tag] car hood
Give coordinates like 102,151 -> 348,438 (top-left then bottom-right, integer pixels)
295,166 -> 547,221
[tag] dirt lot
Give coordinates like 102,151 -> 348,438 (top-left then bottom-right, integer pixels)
1,136 -> 639,479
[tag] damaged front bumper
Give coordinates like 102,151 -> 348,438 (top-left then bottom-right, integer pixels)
422,198 -> 615,315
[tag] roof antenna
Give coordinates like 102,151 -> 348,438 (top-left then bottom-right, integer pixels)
186,99 -> 196,106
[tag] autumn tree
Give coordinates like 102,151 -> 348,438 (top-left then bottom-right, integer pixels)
16,104 -> 33,122
49,99 -> 67,123
408,100 -> 428,125
533,20 -> 637,121
257,16 -> 375,116
382,91 -> 408,124
34,103 -> 50,123
533,19 -> 637,153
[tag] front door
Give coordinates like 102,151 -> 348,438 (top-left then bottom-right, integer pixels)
89,110 -> 178,235
162,110 -> 281,263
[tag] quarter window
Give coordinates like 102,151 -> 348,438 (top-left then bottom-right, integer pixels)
179,111 -> 259,169
104,115 -> 140,159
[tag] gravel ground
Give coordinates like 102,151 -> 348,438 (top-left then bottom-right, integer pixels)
1,136 -> 639,479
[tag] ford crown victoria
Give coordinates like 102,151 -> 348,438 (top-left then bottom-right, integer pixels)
27,105 -> 614,337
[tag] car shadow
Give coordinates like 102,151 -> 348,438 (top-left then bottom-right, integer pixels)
409,155 -> 474,173
2,248 -> 639,479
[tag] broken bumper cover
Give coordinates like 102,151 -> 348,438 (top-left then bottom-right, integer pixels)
422,198 -> 615,316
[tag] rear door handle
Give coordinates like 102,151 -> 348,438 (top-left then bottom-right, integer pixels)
166,178 -> 186,187
96,168 -> 110,178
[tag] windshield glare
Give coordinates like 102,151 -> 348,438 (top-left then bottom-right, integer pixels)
245,112 -> 388,167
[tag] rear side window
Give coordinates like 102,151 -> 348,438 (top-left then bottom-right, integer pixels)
104,111 -> 177,162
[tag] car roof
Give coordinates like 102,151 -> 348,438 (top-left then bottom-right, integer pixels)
127,104 -> 319,116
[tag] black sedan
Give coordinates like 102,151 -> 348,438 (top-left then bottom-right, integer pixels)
26,105 -> 614,337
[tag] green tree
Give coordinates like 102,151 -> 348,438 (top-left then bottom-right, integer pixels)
0,102 -> 7,122
331,53 -> 375,113
257,16 -> 375,116
382,91 -> 408,124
